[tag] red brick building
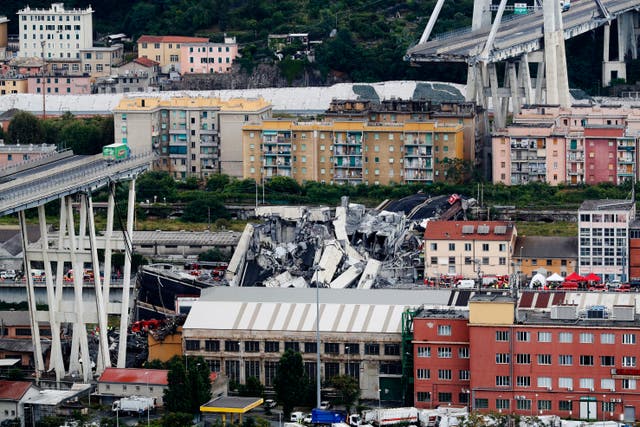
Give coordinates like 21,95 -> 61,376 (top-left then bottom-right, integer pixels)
583,126 -> 625,185
412,294 -> 640,422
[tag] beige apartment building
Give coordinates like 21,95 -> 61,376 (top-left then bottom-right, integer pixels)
137,35 -> 208,74
423,220 -> 517,280
242,118 -> 465,185
113,95 -> 272,179
79,44 -> 124,78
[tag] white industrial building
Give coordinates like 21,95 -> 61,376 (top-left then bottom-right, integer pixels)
18,3 -> 94,60
182,287 -> 451,401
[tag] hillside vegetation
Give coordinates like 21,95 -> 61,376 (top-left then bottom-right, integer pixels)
1,0 -> 626,89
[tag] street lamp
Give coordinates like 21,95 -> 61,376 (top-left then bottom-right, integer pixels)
345,345 -> 350,377
312,261 -> 325,409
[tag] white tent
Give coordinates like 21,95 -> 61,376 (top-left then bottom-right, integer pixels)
546,273 -> 564,282
529,272 -> 547,288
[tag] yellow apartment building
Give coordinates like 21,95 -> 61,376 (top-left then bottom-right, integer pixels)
0,78 -> 27,95
114,95 -> 272,179
242,119 -> 464,185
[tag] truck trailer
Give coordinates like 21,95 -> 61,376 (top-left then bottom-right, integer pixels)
312,409 -> 347,425
362,407 -> 418,426
112,396 -> 154,414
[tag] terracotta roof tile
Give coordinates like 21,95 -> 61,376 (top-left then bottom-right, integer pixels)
424,220 -> 515,241
133,57 -> 159,67
0,380 -> 33,400
137,35 -> 209,44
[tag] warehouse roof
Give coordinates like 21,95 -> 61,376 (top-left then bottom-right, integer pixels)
98,368 -> 168,385
132,230 -> 240,246
185,288 -> 451,333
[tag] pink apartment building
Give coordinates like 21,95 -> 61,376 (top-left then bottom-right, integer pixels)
492,105 -> 640,185
180,36 -> 238,75
27,75 -> 91,95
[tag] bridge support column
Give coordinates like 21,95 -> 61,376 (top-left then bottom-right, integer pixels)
38,205 -> 65,384
20,210 -> 45,380
602,22 -> 627,87
66,196 -> 92,383
97,183 -> 116,371
542,0 -> 570,106
117,178 -> 136,368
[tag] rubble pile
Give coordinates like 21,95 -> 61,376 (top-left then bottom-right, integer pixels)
226,194 -> 475,289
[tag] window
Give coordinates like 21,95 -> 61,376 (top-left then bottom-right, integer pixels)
285,342 -> 300,352
438,369 -> 452,380
205,340 -> 219,352
438,325 -> 451,336
580,333 -> 594,344
365,343 -> 379,355
516,354 -> 531,364
417,369 -> 430,379
304,342 -> 317,353
417,346 -> 431,358
417,392 -> 431,402
385,344 -> 400,356
474,399 -> 488,409
601,333 -> 615,344
516,376 -> 531,387
245,360 -> 260,380
623,334 -> 636,344
459,347 -> 469,358
579,378 -> 594,390
496,376 -> 510,386
482,243 -> 489,251
185,340 -> 200,351
459,370 -> 470,380
559,332 -> 573,343
225,340 -> 240,352
438,347 -> 452,358
558,355 -> 573,366
537,377 -> 552,388
558,377 -> 573,389
265,341 -> 279,352
496,331 -> 509,342
265,361 -> 278,386
324,343 -> 340,354
559,401 -> 573,411
538,400 -> 552,411
430,243 -> 438,251
496,399 -> 510,410
439,393 -> 453,403
537,331 -> 551,342
579,355 -> 594,366
345,344 -> 359,354
245,341 -> 259,352
623,356 -> 637,367
448,243 -> 455,251
325,362 -> 340,380
622,379 -> 637,390
601,379 -> 615,390
600,356 -> 615,366
517,331 -> 530,342
464,243 -> 471,251
496,353 -> 510,364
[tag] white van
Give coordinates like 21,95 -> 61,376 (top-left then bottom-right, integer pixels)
456,280 -> 475,289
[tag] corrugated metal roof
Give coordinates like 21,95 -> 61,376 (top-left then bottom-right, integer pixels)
185,288 -> 452,333
132,230 -> 240,246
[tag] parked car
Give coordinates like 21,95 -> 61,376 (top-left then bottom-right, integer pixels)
303,414 -> 312,424
319,401 -> 332,410
614,283 -> 631,292
264,399 -> 277,409
291,412 -> 305,423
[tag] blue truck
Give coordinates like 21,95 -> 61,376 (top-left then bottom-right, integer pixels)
312,409 -> 347,425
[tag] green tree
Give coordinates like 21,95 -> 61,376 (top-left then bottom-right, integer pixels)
206,174 -> 231,192
238,376 -> 265,397
7,111 -> 44,145
58,119 -> 102,154
198,248 -> 231,262
274,349 -> 305,418
330,375 -> 360,413
136,171 -> 177,203
181,197 -> 230,223
164,356 -> 212,414
161,412 -> 193,427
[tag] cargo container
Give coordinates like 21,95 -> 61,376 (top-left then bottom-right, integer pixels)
103,143 -> 130,162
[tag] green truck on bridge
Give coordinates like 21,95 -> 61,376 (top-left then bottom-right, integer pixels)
102,143 -> 130,162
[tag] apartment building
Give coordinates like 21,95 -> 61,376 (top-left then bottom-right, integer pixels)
27,75 -> 91,94
0,16 -> 8,61
242,118 -> 464,185
578,199 -> 635,283
137,35 -> 208,74
0,143 -> 56,167
0,78 -> 27,94
412,294 -> 640,423
423,221 -> 517,280
79,44 -> 124,78
180,37 -> 239,75
18,3 -> 94,60
113,95 -> 272,179
492,105 -> 640,186
513,236 -> 578,280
